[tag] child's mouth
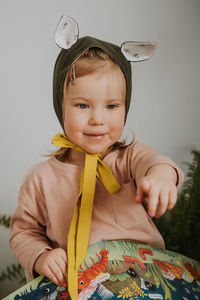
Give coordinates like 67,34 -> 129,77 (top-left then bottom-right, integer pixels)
84,133 -> 106,139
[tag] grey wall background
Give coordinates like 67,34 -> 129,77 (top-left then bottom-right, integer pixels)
0,0 -> 199,297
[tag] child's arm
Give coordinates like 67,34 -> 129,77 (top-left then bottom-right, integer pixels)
10,199 -> 68,287
9,165 -> 68,287
135,163 -> 178,218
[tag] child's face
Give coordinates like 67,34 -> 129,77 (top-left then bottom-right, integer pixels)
62,66 -> 126,154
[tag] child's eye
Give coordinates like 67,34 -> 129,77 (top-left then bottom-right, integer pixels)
107,104 -> 117,109
78,104 -> 89,109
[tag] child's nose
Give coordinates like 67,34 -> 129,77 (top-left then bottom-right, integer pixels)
89,108 -> 104,125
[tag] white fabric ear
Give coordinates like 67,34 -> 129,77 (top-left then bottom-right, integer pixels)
121,42 -> 156,62
55,16 -> 79,49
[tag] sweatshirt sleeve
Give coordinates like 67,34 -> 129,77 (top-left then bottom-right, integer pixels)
129,142 -> 184,189
9,166 -> 53,277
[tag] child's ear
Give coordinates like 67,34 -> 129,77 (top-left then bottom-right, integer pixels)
55,15 -> 79,49
121,42 -> 156,62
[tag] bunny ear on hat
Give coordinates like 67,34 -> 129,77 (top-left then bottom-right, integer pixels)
55,15 -> 156,62
55,15 -> 79,49
121,42 -> 156,62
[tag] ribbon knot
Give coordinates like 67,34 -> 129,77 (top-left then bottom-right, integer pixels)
52,133 -> 120,300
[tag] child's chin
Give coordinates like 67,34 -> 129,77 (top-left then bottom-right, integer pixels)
83,145 -> 107,154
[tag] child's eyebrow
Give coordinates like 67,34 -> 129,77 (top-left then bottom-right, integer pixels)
70,96 -> 90,101
70,96 -> 125,102
107,98 -> 125,103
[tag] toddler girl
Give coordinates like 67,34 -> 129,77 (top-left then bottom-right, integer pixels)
9,21 -> 184,300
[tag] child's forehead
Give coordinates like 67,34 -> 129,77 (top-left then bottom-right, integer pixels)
65,67 -> 126,99
63,52 -> 126,98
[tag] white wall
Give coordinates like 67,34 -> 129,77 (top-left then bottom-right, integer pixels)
0,0 -> 199,297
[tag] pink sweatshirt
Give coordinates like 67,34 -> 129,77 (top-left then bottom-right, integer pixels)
9,141 -> 184,277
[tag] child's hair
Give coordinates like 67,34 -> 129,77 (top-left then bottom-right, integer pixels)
64,47 -> 125,87
51,48 -> 129,161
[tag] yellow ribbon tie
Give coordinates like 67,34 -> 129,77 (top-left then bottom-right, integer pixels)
52,133 -> 121,300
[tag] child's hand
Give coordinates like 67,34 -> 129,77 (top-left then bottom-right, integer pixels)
135,164 -> 177,218
34,248 -> 68,287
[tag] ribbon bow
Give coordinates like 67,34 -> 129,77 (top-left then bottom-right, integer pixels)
52,133 -> 120,300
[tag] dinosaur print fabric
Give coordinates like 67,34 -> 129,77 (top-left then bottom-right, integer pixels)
3,240 -> 200,300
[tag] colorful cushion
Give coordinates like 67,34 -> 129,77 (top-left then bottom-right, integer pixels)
4,240 -> 200,300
